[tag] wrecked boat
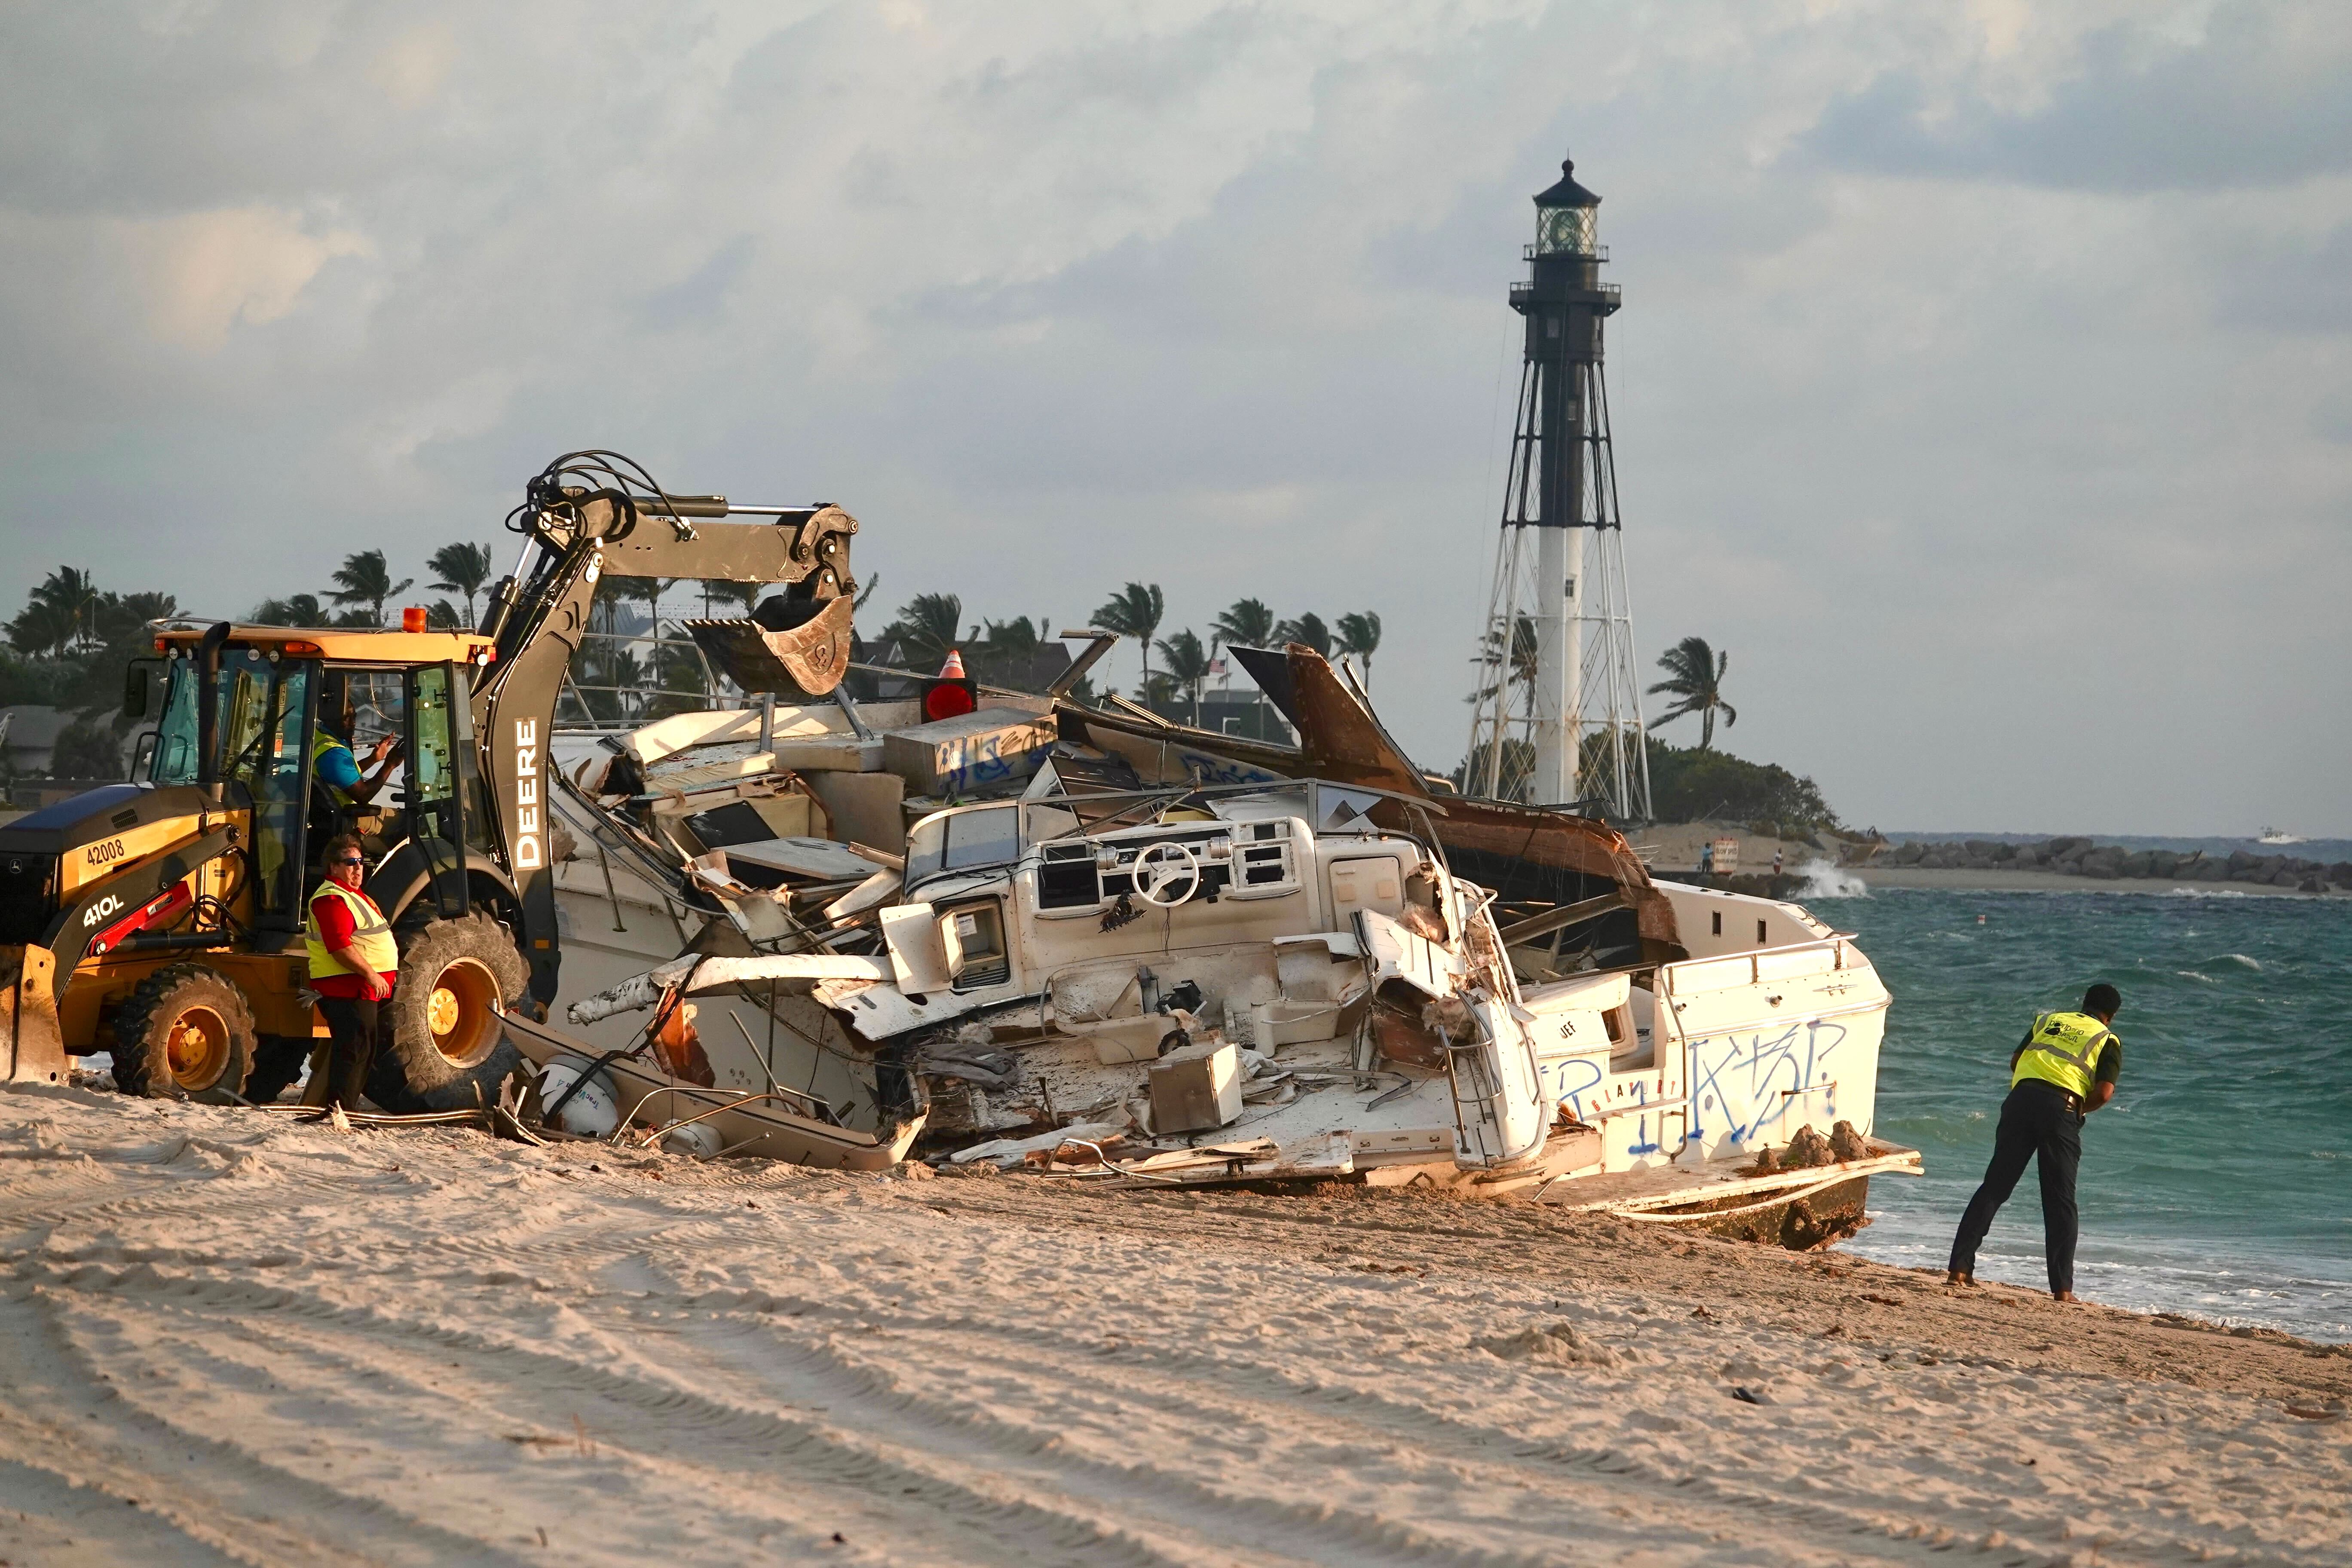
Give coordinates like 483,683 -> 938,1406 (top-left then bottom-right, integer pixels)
522,655 -> 1915,1243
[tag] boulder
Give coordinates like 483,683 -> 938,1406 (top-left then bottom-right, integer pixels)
1892,842 -> 1924,866
1964,839 -> 1996,858
2226,850 -> 2260,875
2330,862 -> 2352,888
2119,850 -> 2154,878
2299,877 -> 2325,894
2047,836 -> 2092,858
2079,848 -> 2125,879
1918,852 -> 1948,870
2147,850 -> 2179,877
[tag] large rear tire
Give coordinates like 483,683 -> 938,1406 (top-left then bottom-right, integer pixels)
373,913 -> 529,1112
113,964 -> 257,1103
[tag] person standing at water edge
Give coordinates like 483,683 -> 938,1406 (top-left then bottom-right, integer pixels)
1947,983 -> 2124,1302
305,833 -> 398,1109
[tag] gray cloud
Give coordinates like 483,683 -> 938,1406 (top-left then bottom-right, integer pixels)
0,1 -> 2346,835
1801,2 -> 2352,191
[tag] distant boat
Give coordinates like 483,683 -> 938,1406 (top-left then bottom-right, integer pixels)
2258,827 -> 2303,845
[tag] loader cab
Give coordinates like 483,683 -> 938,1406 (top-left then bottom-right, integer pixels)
144,627 -> 499,931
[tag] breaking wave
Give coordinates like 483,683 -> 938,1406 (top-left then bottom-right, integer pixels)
1795,858 -> 1868,899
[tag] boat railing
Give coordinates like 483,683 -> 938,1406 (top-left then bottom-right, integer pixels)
1660,934 -> 1873,998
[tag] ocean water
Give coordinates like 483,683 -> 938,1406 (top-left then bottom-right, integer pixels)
1808,882 -> 2352,1343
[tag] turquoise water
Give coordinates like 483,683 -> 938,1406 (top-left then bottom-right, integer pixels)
1815,887 -> 2352,1342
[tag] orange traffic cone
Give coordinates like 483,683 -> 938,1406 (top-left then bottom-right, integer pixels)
938,648 -> 966,679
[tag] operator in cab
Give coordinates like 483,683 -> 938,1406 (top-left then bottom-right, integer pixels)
306,832 -> 398,1111
310,689 -> 403,819
1946,983 -> 2124,1302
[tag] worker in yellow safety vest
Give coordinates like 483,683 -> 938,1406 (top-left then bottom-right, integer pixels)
306,831 -> 400,1110
310,691 -> 403,815
1947,983 -> 2124,1301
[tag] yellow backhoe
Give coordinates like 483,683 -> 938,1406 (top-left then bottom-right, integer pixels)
0,451 -> 858,1109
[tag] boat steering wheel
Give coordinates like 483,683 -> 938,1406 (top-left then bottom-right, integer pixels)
1131,842 -> 1202,909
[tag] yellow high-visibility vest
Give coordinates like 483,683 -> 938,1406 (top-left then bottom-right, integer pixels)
2011,1010 -> 2116,1099
306,879 -> 399,980
311,731 -> 357,808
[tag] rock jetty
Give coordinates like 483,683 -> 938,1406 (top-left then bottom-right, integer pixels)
1879,836 -> 2351,894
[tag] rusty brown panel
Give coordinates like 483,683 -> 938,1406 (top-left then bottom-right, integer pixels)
1433,797 -> 1679,950
686,595 -> 855,695
1052,701 -> 1305,775
1282,643 -> 1429,795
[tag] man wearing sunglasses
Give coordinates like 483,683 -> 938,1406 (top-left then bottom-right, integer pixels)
305,832 -> 398,1109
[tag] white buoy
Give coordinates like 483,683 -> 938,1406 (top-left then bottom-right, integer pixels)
537,1057 -> 620,1136
660,1120 -> 723,1158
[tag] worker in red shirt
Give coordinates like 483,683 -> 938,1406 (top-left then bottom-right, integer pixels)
306,831 -> 399,1109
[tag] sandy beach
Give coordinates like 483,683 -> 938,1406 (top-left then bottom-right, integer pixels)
0,1083 -> 2344,1566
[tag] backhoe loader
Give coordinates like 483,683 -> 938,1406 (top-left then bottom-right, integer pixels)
0,452 -> 858,1108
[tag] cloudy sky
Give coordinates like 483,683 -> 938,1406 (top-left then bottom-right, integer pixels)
2,1 -> 2346,835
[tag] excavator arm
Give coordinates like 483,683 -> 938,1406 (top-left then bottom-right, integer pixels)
468,452 -> 861,1004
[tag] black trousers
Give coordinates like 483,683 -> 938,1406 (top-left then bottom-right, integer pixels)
315,995 -> 382,1111
1948,1080 -> 2084,1293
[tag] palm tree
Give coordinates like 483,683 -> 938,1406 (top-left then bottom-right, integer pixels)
1648,635 -> 1737,749
1274,611 -> 1331,657
8,567 -> 99,658
328,551 -> 413,628
1091,582 -> 1165,695
1334,611 -> 1383,692
1211,597 -> 1275,651
888,592 -> 963,672
248,593 -> 326,627
427,542 -> 496,628
982,615 -> 1043,654
6,598 -> 78,659
1155,628 -> 1213,726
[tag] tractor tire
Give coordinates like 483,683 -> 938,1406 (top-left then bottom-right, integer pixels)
113,963 -> 257,1103
372,913 -> 530,1113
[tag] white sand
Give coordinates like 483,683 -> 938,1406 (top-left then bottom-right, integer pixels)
0,1084 -> 2346,1565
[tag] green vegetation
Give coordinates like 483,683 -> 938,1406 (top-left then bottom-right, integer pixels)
1646,737 -> 1839,831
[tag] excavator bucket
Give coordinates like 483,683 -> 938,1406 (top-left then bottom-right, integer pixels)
686,594 -> 854,696
0,944 -> 69,1085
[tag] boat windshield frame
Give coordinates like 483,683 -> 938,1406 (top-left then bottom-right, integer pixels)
904,779 -> 1451,896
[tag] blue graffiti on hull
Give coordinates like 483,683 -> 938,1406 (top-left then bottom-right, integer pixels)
1686,1020 -> 1849,1147
1534,1055 -> 1605,1123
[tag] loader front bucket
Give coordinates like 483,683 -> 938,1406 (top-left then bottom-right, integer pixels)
686,594 -> 854,696
0,944 -> 69,1085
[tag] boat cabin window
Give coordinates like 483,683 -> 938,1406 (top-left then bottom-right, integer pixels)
905,803 -> 1020,889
